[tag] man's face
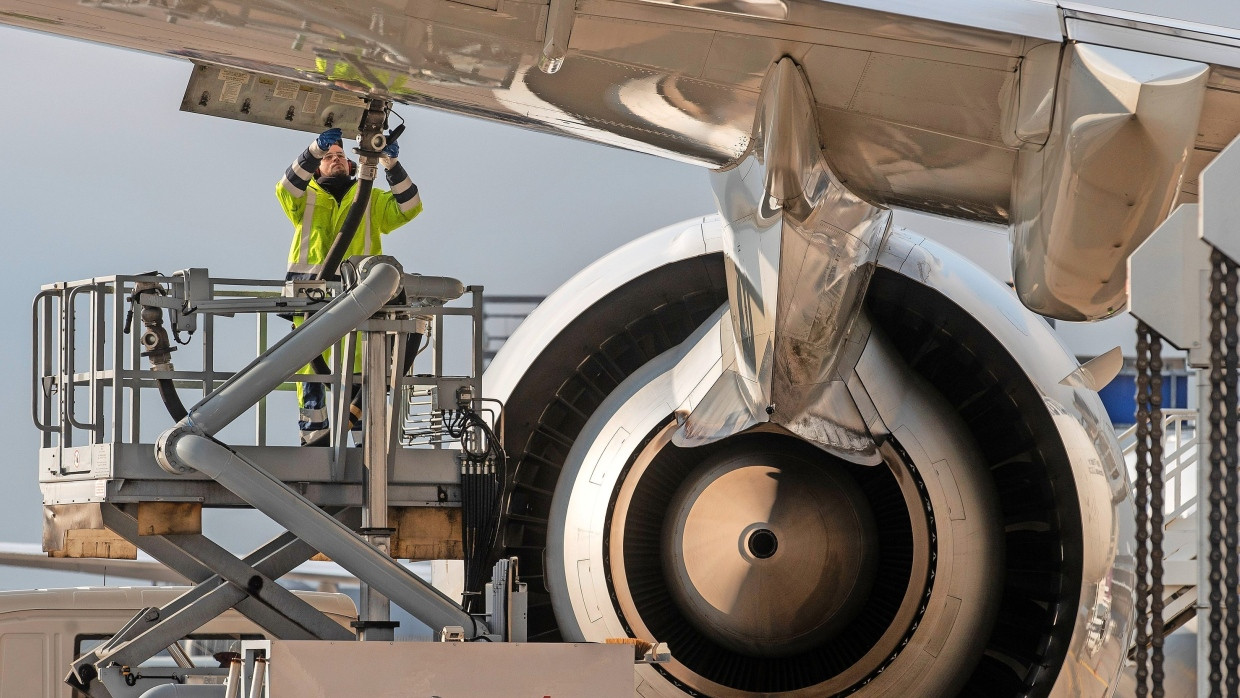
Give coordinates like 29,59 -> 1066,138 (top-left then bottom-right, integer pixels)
319,144 -> 350,177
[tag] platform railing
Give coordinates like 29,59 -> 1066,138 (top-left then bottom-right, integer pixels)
32,272 -> 486,464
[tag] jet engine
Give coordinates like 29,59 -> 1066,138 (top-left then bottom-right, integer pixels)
485,216 -> 1134,697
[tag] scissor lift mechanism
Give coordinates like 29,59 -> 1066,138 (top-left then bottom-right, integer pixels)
33,255 -> 514,696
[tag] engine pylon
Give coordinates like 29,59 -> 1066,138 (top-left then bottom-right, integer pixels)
675,56 -> 893,465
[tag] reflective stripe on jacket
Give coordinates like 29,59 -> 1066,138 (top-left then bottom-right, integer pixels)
276,177 -> 422,275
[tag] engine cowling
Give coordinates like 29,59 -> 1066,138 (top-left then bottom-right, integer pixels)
486,216 -> 1134,697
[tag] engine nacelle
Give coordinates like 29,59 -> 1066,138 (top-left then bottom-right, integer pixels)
486,216 -> 1133,697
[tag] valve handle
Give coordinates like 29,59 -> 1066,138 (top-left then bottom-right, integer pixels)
387,123 -> 405,146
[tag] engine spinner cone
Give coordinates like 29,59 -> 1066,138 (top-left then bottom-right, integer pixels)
662,447 -> 878,657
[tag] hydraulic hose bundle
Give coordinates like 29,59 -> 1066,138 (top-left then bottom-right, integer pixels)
443,406 -> 506,613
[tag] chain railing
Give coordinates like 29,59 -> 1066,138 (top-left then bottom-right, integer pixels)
1133,322 -> 1166,697
1128,246 -> 1240,697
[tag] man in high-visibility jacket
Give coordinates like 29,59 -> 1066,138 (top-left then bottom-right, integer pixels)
277,127 -> 423,445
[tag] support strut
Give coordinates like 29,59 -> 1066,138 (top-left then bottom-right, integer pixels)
147,258 -> 485,641
167,434 -> 481,636
67,506 -> 359,690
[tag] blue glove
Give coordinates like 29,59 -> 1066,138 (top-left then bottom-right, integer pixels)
381,140 -> 399,159
316,127 -> 343,151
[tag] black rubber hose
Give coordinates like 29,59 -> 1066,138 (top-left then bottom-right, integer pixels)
316,175 -> 375,282
157,378 -> 189,422
401,332 -> 422,376
296,173 -> 376,434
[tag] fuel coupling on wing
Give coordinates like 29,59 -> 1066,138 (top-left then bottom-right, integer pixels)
316,99 -> 403,283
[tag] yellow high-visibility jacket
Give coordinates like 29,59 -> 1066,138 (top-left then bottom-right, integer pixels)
276,175 -> 422,276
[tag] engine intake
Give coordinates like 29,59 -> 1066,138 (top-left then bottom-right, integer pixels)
485,222 -> 1129,698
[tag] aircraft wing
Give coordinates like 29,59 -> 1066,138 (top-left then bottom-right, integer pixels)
0,542 -> 189,584
3,0 -> 1239,318
0,542 -> 430,589
0,1 -> 1232,198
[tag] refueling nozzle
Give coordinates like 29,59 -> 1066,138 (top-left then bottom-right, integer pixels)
132,281 -> 176,372
127,279 -> 190,421
352,99 -> 403,181
363,131 -> 388,153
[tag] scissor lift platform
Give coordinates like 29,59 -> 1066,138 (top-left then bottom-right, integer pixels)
40,444 -> 459,508
32,260 -> 510,696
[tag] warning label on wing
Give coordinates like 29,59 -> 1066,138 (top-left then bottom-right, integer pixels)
217,68 -> 250,85
220,81 -> 243,104
274,81 -> 300,100
330,92 -> 367,107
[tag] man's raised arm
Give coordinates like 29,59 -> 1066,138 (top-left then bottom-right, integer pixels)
380,141 -> 421,214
